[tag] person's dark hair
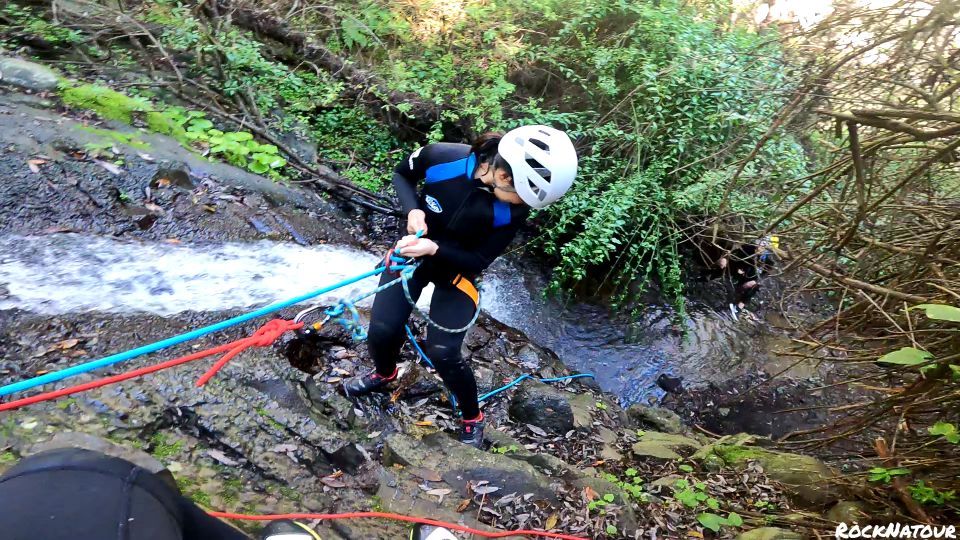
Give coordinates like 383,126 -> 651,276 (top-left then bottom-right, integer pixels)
470,132 -> 512,177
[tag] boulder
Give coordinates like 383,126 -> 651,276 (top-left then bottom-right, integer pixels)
626,405 -> 685,434
631,432 -> 702,460
508,382 -> 575,434
826,500 -> 867,523
712,444 -> 838,507
152,161 -> 195,190
0,58 -> 60,92
384,432 -> 557,503
735,527 -> 804,540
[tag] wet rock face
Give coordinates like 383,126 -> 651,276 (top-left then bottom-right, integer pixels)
0,58 -> 60,92
507,381 -> 575,434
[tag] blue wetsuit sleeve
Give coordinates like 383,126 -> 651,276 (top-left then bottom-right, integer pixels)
432,221 -> 522,275
393,146 -> 431,215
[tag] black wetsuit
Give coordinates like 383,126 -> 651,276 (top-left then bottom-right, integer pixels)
0,448 -> 249,540
369,143 -> 528,419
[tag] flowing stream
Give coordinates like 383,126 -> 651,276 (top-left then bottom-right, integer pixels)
0,234 -> 793,404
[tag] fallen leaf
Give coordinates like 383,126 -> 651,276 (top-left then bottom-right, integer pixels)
473,485 -> 500,495
94,159 -> 123,175
164,238 -> 181,244
455,499 -> 471,512
137,152 -> 155,161
206,449 -> 238,467
526,424 -> 547,437
270,444 -> 297,453
366,431 -> 382,439
35,370 -> 51,376
426,488 -> 451,503
409,467 -> 442,482
545,513 -> 558,530
41,226 -> 75,234
583,485 -> 599,502
21,420 -> 38,430
320,476 -> 347,488
28,159 -> 45,173
54,338 -> 79,350
688,531 -> 704,538
144,203 -> 164,214
326,377 -> 342,384
415,420 -> 434,427
157,178 -> 172,188
203,205 -> 217,213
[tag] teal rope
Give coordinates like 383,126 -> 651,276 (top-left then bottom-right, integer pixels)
399,265 -> 482,334
0,263 -> 409,397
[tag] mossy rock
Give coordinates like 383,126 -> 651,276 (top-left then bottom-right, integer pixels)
631,432 -> 702,460
60,82 -> 152,124
712,444 -> 837,507
825,500 -> 868,523
735,527 -> 804,540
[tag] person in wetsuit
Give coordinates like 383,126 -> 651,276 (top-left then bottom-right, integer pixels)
341,125 -> 579,447
0,447 -> 318,540
0,447 -> 459,540
717,235 -> 778,319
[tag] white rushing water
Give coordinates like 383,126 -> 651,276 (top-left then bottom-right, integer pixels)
0,234 -> 514,315
0,233 -> 785,404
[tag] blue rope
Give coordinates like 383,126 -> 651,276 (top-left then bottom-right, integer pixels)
401,324 -> 594,407
478,373 -> 595,403
0,264 -> 412,397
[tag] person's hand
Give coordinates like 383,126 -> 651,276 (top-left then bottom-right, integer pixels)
407,209 -> 427,235
718,257 -> 728,269
397,236 -> 438,258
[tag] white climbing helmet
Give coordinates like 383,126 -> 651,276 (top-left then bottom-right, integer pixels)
497,125 -> 578,209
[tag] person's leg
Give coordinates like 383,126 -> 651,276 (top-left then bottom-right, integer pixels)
736,280 -> 759,308
424,276 -> 482,443
344,266 -> 427,396
367,266 -> 427,376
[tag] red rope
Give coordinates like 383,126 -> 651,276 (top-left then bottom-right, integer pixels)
0,319 -> 301,412
195,319 -> 302,386
208,510 -> 589,540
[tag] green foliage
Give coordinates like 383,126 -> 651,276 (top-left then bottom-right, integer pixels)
912,304 -> 960,323
312,106 -> 401,192
146,3 -> 342,126
523,0 -> 805,312
149,432 -> 184,461
0,3 -> 83,46
491,444 -> 520,454
910,481 -> 957,506
697,511 -> 742,532
877,347 -> 934,366
602,470 -> 646,503
868,467 -> 911,484
928,422 -> 960,444
586,492 -> 618,513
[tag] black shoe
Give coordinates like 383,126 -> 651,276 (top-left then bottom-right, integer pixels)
459,413 -> 485,448
342,367 -> 398,397
260,519 -> 320,540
